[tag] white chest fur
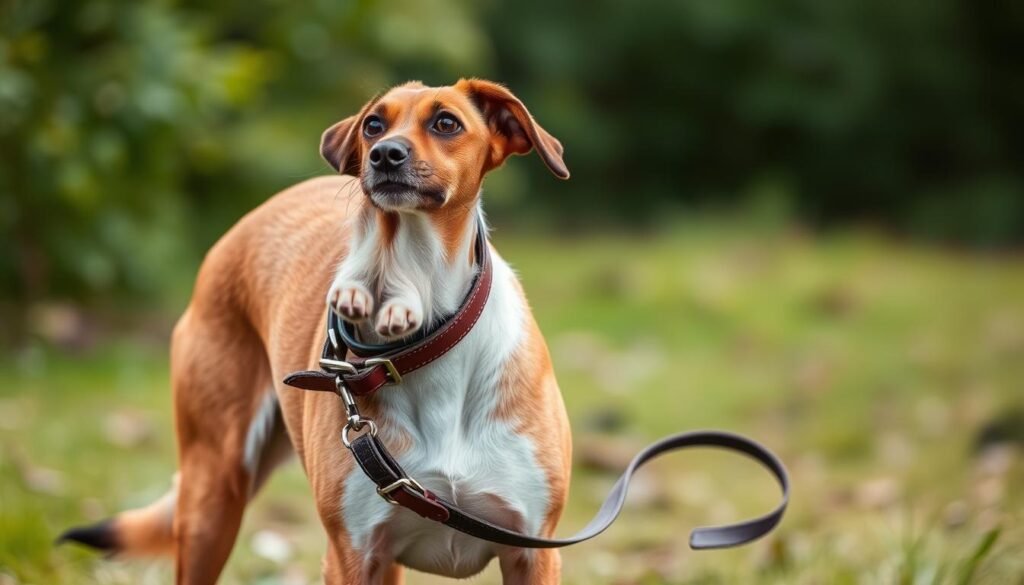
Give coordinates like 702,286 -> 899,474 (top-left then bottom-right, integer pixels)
337,213 -> 550,578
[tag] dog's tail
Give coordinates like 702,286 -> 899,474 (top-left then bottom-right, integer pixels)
57,475 -> 178,557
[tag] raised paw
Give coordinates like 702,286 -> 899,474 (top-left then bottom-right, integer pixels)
375,301 -> 423,339
327,282 -> 374,322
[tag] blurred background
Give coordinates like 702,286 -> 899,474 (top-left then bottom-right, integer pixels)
2,0 -> 1023,583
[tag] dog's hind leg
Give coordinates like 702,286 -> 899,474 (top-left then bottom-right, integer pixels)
57,307 -> 282,585
169,307 -> 278,584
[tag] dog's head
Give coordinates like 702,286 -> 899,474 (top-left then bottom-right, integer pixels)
320,79 -> 569,212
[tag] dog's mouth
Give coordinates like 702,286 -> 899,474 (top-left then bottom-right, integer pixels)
365,180 -> 446,210
372,180 -> 416,195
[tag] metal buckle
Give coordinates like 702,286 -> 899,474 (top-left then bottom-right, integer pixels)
319,358 -> 358,376
364,358 -> 402,385
377,477 -> 424,505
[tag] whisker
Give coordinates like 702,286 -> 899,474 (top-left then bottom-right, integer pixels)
343,180 -> 362,216
285,163 -> 333,182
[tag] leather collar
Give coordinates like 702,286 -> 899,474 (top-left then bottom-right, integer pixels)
284,225 -> 492,397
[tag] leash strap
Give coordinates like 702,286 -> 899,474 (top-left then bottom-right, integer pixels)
347,429 -> 788,549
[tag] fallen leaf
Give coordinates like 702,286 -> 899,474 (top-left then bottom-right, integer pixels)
22,465 -> 66,496
974,444 -> 1016,477
104,408 -> 155,448
251,529 -> 293,564
0,399 -> 29,431
855,477 -> 901,510
280,565 -> 310,585
576,434 -> 644,473
973,476 -> 1005,508
943,500 -> 969,529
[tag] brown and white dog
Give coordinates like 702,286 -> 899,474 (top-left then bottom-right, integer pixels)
62,79 -> 574,584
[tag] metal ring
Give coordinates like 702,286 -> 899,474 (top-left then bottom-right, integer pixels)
341,419 -> 378,448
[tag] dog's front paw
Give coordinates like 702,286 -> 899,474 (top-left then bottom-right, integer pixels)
375,300 -> 423,339
327,282 -> 374,322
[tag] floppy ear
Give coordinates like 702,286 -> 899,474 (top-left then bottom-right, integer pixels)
322,96 -> 382,175
456,79 -> 570,179
319,114 -> 362,174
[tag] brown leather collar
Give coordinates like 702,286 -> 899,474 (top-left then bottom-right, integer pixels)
284,226 -> 492,397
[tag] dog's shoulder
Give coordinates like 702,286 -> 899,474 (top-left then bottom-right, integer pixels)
190,175 -> 359,322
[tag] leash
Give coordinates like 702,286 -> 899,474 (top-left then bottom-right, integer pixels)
285,229 -> 789,550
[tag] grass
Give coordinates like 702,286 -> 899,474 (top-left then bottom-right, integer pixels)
1,222 -> 1023,584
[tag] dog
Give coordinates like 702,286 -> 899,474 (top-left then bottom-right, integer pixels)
61,79 -> 575,584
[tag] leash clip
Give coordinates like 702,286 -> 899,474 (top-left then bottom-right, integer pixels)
336,378 -> 361,423
333,374 -> 378,449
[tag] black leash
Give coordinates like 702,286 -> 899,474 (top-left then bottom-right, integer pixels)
348,429 -> 788,549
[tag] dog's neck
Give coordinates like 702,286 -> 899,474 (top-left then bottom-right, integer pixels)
343,197 -> 483,344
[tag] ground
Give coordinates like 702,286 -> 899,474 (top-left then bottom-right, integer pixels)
2,223 -> 1022,584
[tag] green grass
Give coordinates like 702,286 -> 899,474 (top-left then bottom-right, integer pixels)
2,224 -> 1023,584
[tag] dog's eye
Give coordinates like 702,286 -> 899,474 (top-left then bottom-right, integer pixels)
432,113 -> 461,135
363,116 -> 385,138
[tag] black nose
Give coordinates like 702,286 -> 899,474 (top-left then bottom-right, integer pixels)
368,139 -> 410,171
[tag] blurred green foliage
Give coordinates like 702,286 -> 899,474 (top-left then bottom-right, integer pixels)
2,0 -> 1023,303
1,0 -> 487,302
484,0 -> 1024,239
